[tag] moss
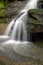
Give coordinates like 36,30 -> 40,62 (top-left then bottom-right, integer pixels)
27,9 -> 43,48
33,41 -> 43,48
27,9 -> 43,25
29,17 -> 43,25
0,9 -> 5,17
28,9 -> 43,14
28,9 -> 43,24
0,2 -> 5,17
0,2 -> 4,9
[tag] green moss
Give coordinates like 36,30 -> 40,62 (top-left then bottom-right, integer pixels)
27,9 -> 43,25
27,9 -> 43,48
33,41 -> 43,48
0,2 -> 5,17
29,17 -> 43,25
0,9 -> 5,17
28,9 -> 43,14
0,2 -> 4,9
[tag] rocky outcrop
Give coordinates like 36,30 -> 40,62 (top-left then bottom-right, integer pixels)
27,9 -> 43,41
27,9 -> 43,33
28,9 -> 43,21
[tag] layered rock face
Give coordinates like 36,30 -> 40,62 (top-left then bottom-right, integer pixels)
27,9 -> 43,32
27,0 -> 43,41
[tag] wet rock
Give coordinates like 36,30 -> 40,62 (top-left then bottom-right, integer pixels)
27,9 -> 43,42
27,9 -> 43,34
28,9 -> 43,21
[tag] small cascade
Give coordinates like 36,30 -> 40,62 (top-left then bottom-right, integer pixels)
21,0 -> 38,13
4,19 -> 15,36
11,13 -> 27,41
4,0 -> 38,41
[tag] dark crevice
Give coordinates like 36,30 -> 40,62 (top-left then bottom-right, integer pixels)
30,32 -> 43,42
29,12 -> 38,20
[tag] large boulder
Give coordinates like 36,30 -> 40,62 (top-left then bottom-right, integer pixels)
27,9 -> 43,25
27,9 -> 43,32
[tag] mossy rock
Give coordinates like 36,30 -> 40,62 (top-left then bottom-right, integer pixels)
27,9 -> 43,25
27,9 -> 43,47
33,41 -> 43,48
28,9 -> 43,14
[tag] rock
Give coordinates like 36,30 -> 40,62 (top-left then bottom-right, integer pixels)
27,9 -> 43,25
27,9 -> 43,32
27,9 -> 43,41
38,0 -> 43,8
0,23 -> 7,35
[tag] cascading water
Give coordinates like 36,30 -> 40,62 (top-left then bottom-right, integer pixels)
21,0 -> 38,12
4,0 -> 38,41
0,0 -> 43,62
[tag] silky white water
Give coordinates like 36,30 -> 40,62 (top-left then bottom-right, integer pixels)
0,0 -> 38,52
0,0 -> 42,62
4,0 -> 38,41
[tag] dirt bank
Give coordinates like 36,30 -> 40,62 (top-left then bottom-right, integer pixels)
0,23 -> 7,35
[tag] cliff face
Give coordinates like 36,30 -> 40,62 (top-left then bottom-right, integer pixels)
27,9 -> 43,41
27,9 -> 43,33
27,0 -> 43,33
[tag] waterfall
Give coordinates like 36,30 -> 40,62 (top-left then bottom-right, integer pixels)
0,0 -> 42,62
4,0 -> 38,41
21,0 -> 38,12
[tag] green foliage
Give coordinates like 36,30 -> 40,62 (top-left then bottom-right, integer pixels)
0,2 -> 5,17
0,9 -> 5,17
0,2 -> 4,8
